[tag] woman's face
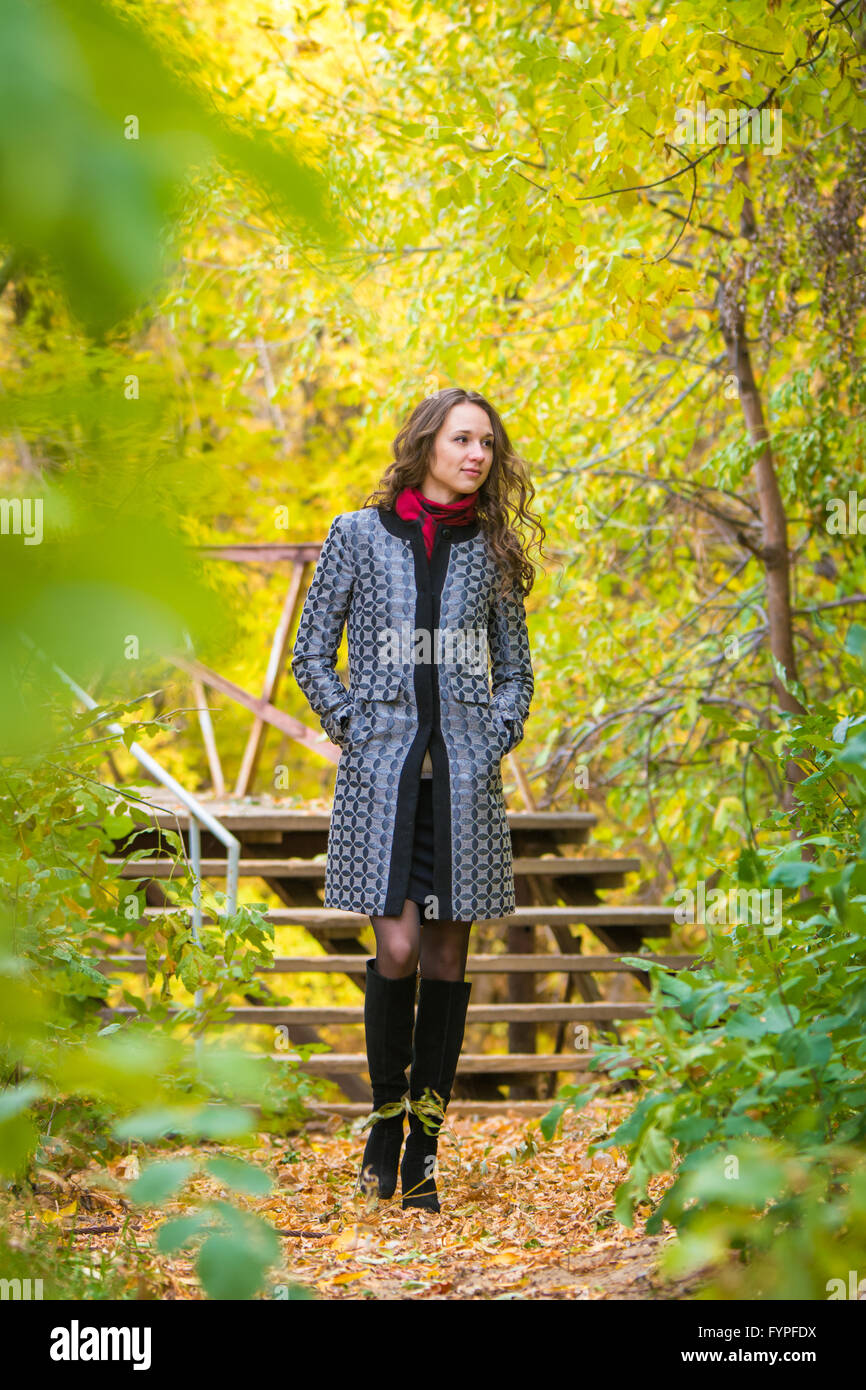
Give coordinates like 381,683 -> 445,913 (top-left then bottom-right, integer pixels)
424,402 -> 494,502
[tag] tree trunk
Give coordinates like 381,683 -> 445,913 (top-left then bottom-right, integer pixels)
720,154 -> 809,815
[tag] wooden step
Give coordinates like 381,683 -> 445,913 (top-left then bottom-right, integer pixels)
97,951 -> 697,975
134,904 -> 675,934
268,1052 -> 601,1073
101,1002 -> 650,1024
126,794 -> 598,838
110,855 -> 641,881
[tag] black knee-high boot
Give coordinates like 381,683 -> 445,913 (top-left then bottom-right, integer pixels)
357,958 -> 417,1200
400,975 -> 472,1213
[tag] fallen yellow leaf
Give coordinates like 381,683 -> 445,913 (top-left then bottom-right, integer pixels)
40,1199 -> 78,1224
330,1223 -> 362,1251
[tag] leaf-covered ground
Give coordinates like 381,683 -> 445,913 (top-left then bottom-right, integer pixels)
18,1096 -> 712,1300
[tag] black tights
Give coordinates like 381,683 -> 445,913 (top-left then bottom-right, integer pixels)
371,899 -> 471,982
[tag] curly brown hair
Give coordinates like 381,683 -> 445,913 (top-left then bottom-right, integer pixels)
363,388 -> 546,599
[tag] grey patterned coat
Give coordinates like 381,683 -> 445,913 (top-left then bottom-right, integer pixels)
291,505 -> 534,921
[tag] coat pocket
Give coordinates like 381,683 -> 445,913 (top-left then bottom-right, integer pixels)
449,672 -> 512,761
345,665 -> 408,749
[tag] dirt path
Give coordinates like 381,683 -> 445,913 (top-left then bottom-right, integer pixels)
257,1100 -> 704,1300
46,1096 -> 708,1300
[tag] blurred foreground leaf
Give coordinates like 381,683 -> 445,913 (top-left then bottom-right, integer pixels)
0,0 -> 340,334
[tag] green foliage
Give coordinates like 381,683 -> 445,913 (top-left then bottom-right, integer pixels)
156,1200 -> 282,1300
543,623 -> 866,1296
0,0 -> 337,334
0,698 -> 325,1298
660,1142 -> 866,1299
127,1156 -> 278,1297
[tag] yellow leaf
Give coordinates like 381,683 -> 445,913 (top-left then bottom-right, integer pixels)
565,121 -> 583,155
328,1270 -> 367,1285
329,1222 -> 371,1251
640,24 -> 661,59
40,1198 -> 78,1224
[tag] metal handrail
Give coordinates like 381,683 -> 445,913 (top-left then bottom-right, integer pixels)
19,635 -> 241,1028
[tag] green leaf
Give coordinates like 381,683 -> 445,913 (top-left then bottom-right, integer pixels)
762,1001 -> 799,1031
736,847 -> 764,885
539,1100 -> 569,1141
640,1126 -> 672,1172
195,1106 -> 258,1140
613,1182 -> 635,1228
128,1158 -> 197,1206
0,0 -> 335,334
203,1155 -> 273,1196
102,811 -> 135,838
113,1104 -> 254,1141
670,1115 -> 716,1144
113,1107 -> 195,1141
197,1231 -> 272,1300
845,624 -> 866,666
768,860 -> 814,887
0,1080 -> 44,1120
155,1210 -> 214,1255
0,1112 -> 39,1177
834,732 -> 866,772
680,1147 -> 787,1208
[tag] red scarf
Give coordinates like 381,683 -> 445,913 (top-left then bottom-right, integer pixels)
395,484 -> 478,560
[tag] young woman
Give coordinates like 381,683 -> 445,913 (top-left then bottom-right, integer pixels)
292,387 -> 544,1212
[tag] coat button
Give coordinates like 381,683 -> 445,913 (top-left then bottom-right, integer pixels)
441,527 -> 451,538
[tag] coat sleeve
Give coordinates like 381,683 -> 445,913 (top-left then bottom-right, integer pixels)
291,513 -> 355,746
487,580 -> 534,755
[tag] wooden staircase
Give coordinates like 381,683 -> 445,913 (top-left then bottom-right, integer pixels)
99,793 -> 692,1115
